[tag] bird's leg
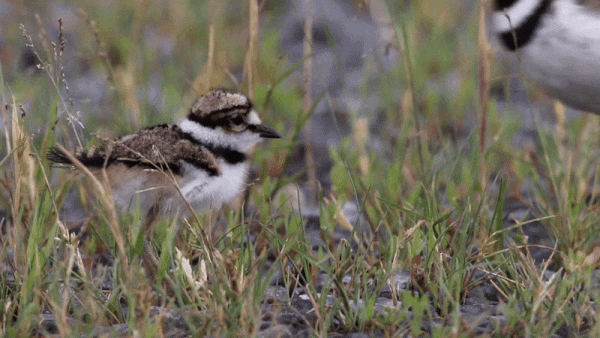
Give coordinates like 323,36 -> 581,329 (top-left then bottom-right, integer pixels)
141,204 -> 160,281
140,204 -> 177,295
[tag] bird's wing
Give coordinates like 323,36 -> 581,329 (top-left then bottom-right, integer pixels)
49,125 -> 221,176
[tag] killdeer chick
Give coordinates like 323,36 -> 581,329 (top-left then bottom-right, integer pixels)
49,89 -> 281,219
492,0 -> 600,113
49,89 -> 281,280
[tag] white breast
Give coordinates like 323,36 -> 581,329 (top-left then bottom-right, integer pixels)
104,160 -> 250,218
178,159 -> 250,212
494,0 -> 600,113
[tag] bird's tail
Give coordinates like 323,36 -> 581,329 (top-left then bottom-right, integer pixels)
47,147 -> 72,165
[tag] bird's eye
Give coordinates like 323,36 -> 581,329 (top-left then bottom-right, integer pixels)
232,116 -> 244,125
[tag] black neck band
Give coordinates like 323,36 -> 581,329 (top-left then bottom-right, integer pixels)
498,0 -> 553,51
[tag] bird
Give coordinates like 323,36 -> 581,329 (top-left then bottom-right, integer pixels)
49,88 -> 281,221
491,0 -> 600,113
49,88 -> 281,281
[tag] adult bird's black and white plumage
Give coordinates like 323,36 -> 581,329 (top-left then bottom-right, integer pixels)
492,0 -> 600,113
48,89 -> 281,218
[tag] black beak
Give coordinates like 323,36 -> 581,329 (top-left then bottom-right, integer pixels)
253,124 -> 282,138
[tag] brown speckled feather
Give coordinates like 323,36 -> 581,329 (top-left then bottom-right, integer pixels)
188,89 -> 253,131
51,124 -> 220,176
